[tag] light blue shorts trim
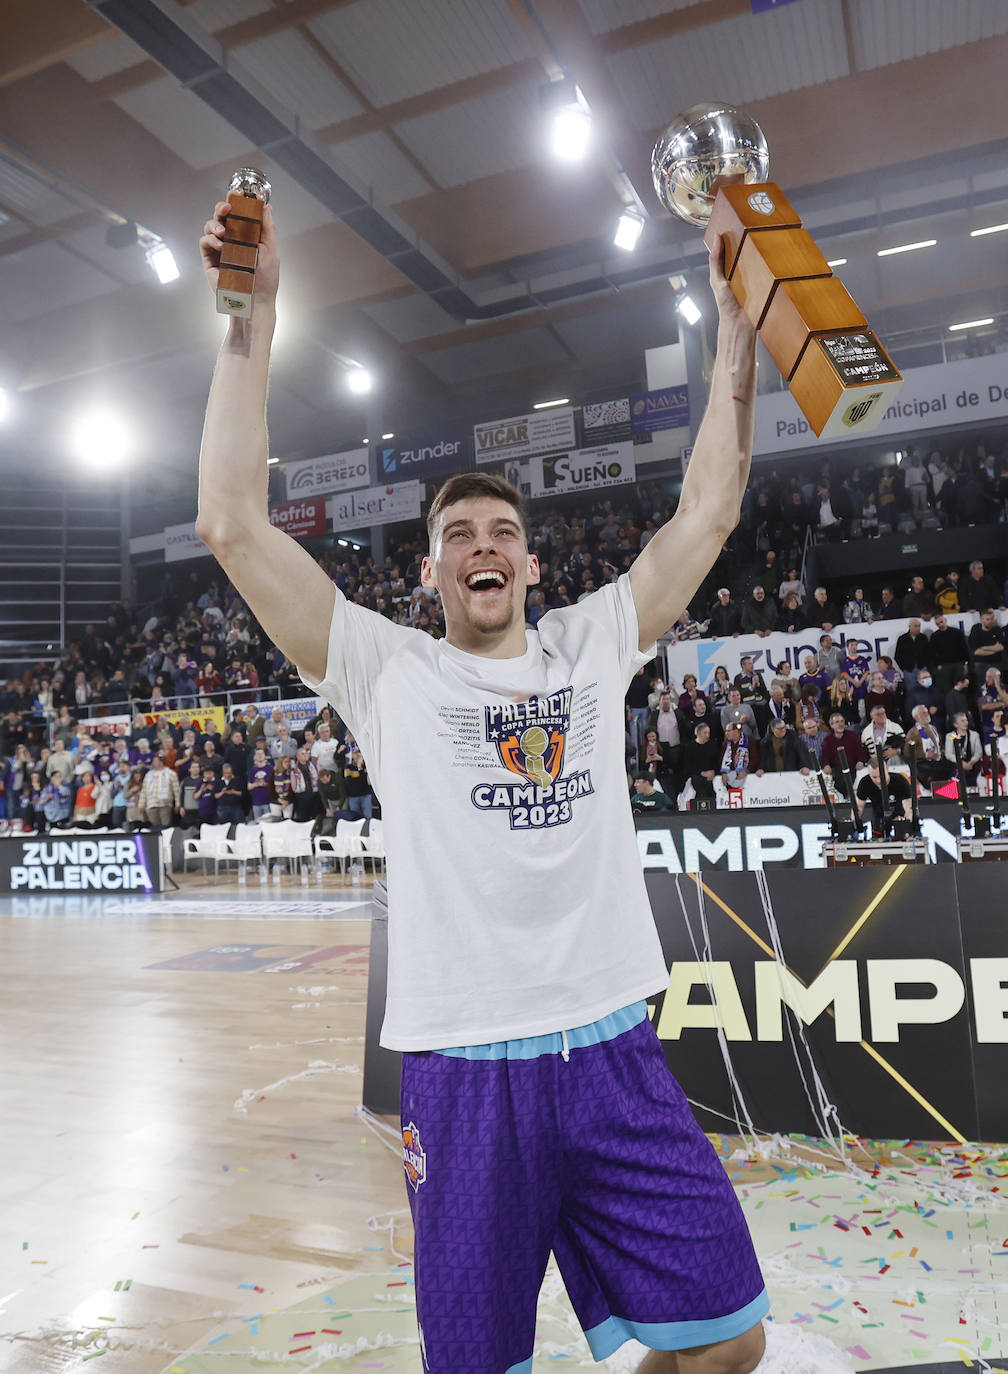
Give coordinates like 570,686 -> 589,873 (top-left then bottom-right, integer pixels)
584,1289 -> 771,1361
503,1360 -> 533,1374
433,1000 -> 649,1060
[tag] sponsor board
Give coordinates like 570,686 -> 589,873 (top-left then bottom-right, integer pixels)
78,714 -> 133,737
582,397 -> 632,446
474,408 -> 576,463
284,449 -> 370,497
267,696 -> 326,730
268,498 -> 326,539
754,352 -> 1008,456
0,833 -> 162,893
381,432 -> 467,480
528,442 -> 635,499
331,480 -> 422,532
630,385 -> 690,435
135,705 -> 228,736
164,522 -> 212,563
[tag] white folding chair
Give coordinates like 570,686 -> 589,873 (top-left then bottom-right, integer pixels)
160,826 -> 176,877
314,817 -> 365,878
361,818 -> 385,875
220,822 -> 264,877
182,823 -> 232,880
262,819 -> 317,875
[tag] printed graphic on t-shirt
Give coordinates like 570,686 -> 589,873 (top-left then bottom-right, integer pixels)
471,686 -> 594,830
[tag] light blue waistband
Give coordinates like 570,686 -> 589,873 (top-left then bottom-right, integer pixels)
433,1001 -> 649,1061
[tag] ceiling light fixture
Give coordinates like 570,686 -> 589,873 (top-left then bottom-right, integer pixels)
145,240 -> 180,284
971,223 -> 1008,237
346,366 -> 372,395
676,293 -> 702,326
613,209 -> 645,252
948,317 -> 994,332
533,398 -> 569,410
266,456 -> 279,465
382,432 -> 394,439
826,257 -> 847,267
541,76 -> 591,162
876,239 -> 936,257
69,408 -> 133,467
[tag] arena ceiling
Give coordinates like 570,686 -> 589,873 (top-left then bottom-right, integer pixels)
1,0 -> 1007,514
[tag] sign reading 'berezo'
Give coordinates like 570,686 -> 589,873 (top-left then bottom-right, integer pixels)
473,408 -> 576,463
2,836 -> 159,892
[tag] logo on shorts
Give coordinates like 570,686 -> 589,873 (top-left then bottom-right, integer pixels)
402,1121 -> 426,1191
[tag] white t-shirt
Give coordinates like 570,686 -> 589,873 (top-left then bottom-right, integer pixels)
300,574 -> 668,1051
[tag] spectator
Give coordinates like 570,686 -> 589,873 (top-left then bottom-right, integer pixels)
902,575 -> 934,620
978,667 -> 1008,739
262,705 -> 286,747
945,712 -> 982,787
707,588 -> 740,638
625,667 -> 652,747
945,669 -> 975,732
935,571 -> 961,613
139,754 -> 180,830
683,722 -> 721,803
929,613 -> 970,694
741,584 -> 777,636
689,696 -> 721,746
809,586 -> 840,630
39,771 -> 72,831
215,764 -> 245,827
310,720 -> 342,773
648,692 -> 685,780
861,703 -> 905,762
770,660 -> 799,702
779,593 -> 805,633
843,586 -> 873,623
244,704 -> 266,750
201,737 -> 224,776
672,610 -> 703,641
756,719 -> 801,775
317,762 -> 350,820
798,653 -> 831,703
733,655 -> 768,707
904,450 -> 930,518
176,760 -> 203,830
860,493 -> 879,538
904,705 -> 953,789
110,766 -> 131,830
968,609 -> 1007,677
821,712 -> 865,795
864,671 -> 898,720
777,567 -> 803,605
827,674 -> 860,726
247,745 -> 275,821
639,730 -> 674,796
224,729 -> 249,790
796,716 -> 828,771
719,688 -> 757,737
817,633 -> 844,681
904,666 -> 945,732
344,748 -> 373,820
719,722 -> 752,787
875,654 -> 904,696
894,619 -> 932,675
856,757 -> 913,834
706,665 -> 732,713
816,486 -> 844,540
876,585 -> 899,619
765,682 -> 796,727
73,770 -> 98,827
195,767 -> 219,824
677,674 -> 706,719
630,774 -> 676,814
963,560 -> 1003,612
272,754 -> 294,818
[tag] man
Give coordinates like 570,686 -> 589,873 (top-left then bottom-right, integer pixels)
820,711 -> 865,797
707,587 -> 740,638
247,743 -> 274,821
894,618 -> 932,675
795,715 -> 828,772
856,756 -> 913,834
740,583 -> 777,636
968,609 -> 1007,677
215,763 -> 246,827
310,719 -> 341,773
929,613 -> 970,694
945,711 -> 983,787
904,666 -> 945,733
139,754 -> 180,830
876,585 -> 898,620
243,703 -> 266,750
901,575 -> 933,619
262,705 -> 285,747
719,687 -> 757,737
647,691 -> 685,799
733,655 -> 768,707
963,560 -> 1004,613
755,719 -> 801,774
683,721 -> 721,803
196,196 -> 767,1373
765,681 -> 795,727
809,585 -> 840,630
904,704 -> 953,789
861,703 -> 905,762
816,633 -> 843,681
630,773 -> 676,814
719,720 -> 753,787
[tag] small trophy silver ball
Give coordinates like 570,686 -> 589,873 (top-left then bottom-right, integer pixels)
651,102 -> 769,228
216,167 -> 273,318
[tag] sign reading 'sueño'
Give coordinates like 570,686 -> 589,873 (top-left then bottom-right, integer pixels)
473,408 -> 576,463
529,443 -> 635,499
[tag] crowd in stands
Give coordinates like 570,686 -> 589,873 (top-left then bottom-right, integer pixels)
1,440 -> 1006,830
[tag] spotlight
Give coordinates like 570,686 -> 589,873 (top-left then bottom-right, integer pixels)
145,240 -> 180,284
69,408 -> 133,467
613,210 -> 645,252
541,76 -> 591,162
676,293 -> 702,326
347,367 -> 372,395
105,220 -> 138,250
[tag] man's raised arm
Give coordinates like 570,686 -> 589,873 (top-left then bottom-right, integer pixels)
194,199 -> 335,683
629,237 -> 757,650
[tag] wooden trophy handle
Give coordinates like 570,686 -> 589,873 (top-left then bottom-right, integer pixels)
216,189 -> 265,318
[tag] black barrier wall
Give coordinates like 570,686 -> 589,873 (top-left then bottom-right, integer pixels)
0,833 -> 163,893
363,862 -> 1008,1140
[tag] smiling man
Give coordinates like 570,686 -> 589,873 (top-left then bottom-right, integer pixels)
196,198 -> 767,1374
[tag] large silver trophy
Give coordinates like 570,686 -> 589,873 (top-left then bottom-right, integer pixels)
651,103 -> 902,438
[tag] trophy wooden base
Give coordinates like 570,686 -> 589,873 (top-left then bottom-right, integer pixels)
216,188 -> 265,318
703,180 -> 903,436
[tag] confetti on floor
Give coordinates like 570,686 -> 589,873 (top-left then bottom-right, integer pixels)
161,1138 -> 1008,1372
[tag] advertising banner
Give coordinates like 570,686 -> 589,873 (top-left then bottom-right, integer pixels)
0,833 -> 162,894
78,714 -> 132,737
164,522 -> 211,563
661,608 -> 1006,695
330,481 -> 422,531
284,449 -> 370,498
754,351 -> 1008,456
136,705 -> 228,736
529,442 -> 635,499
379,432 -> 468,481
582,397 -> 632,446
268,498 -> 326,539
268,695 -> 326,730
474,408 -> 576,463
630,385 -> 690,435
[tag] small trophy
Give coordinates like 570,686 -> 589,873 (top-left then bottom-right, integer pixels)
215,167 -> 272,318
653,104 -> 903,438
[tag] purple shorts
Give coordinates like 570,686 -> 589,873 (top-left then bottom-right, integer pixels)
400,1002 -> 768,1374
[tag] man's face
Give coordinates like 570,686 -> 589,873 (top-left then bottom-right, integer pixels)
319,723 -> 331,738
718,591 -> 730,603
871,706 -> 887,724
935,615 -> 947,630
971,562 -> 984,580
659,693 -> 672,710
771,722 -> 788,740
728,689 -> 742,704
822,635 -> 833,651
752,586 -> 764,602
815,588 -> 827,604
830,714 -> 845,735
912,576 -> 924,592
741,657 -> 753,673
696,724 -> 710,742
909,619 -> 921,635
804,656 -> 817,673
421,497 -> 539,642
882,588 -> 893,602
803,718 -> 819,736
981,611 -> 996,629
770,684 -> 784,701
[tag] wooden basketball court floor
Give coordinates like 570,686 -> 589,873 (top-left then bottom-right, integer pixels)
3,871 -> 1008,1373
